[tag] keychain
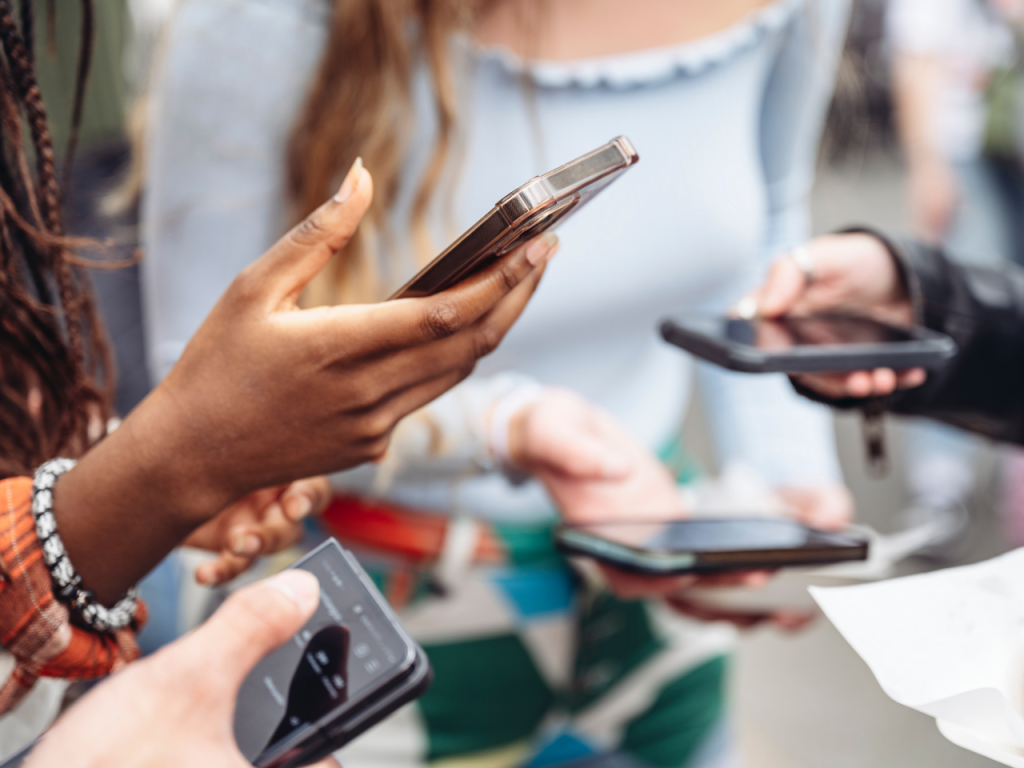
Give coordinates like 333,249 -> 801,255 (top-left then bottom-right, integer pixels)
861,398 -> 890,478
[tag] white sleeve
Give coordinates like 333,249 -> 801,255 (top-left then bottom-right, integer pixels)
141,0 -> 328,381
759,0 -> 851,265
692,0 -> 849,487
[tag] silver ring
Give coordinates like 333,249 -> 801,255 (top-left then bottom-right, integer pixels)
791,246 -> 815,286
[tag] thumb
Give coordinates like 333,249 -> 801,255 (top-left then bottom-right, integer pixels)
181,569 -> 320,690
242,159 -> 374,311
751,256 -> 807,318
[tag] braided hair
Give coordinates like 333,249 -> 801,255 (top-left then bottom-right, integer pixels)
0,0 -> 112,480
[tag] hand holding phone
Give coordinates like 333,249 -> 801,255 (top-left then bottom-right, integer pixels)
730,233 -> 936,398
555,518 -> 869,576
660,313 -> 955,375
235,540 -> 431,768
10,571 -> 338,768
390,137 -> 638,299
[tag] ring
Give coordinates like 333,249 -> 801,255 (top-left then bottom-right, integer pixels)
790,246 -> 815,286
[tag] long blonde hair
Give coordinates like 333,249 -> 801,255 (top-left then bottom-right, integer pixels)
288,0 -> 478,305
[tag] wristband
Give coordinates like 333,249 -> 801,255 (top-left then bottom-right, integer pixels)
32,458 -> 139,632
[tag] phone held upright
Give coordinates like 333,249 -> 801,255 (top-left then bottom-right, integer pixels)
390,136 -> 639,299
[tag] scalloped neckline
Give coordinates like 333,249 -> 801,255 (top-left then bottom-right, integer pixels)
473,0 -> 802,89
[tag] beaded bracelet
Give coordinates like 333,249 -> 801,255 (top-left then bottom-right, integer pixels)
32,458 -> 139,633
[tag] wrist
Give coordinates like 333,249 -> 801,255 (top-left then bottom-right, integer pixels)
837,228 -> 915,322
53,388 -> 233,604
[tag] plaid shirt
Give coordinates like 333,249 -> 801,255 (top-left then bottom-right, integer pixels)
0,478 -> 145,714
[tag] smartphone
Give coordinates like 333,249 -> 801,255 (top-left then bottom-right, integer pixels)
659,313 -> 956,374
555,518 -> 869,576
235,539 -> 431,768
389,136 -> 639,300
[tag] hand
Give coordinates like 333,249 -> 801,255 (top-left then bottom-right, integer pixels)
185,477 -> 330,587
746,233 -> 926,400
24,570 -> 338,768
908,157 -> 958,245
507,389 -> 768,598
56,162 -> 556,604
508,388 -> 679,521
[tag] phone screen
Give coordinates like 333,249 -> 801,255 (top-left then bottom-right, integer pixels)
563,518 -> 857,555
722,316 -> 915,349
234,543 -> 412,762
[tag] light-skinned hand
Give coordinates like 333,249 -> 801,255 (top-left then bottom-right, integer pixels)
506,388 -> 770,599
744,233 -> 927,400
24,570 -> 339,768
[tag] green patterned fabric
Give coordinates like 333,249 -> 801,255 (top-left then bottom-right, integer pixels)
570,594 -> 664,712
622,657 -> 728,768
420,635 -> 555,760
342,437 -> 731,768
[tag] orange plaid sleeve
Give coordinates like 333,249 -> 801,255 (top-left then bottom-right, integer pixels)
0,477 -> 146,714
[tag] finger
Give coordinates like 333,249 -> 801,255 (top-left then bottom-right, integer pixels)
195,552 -> 254,587
365,232 -> 556,352
693,570 -> 773,588
872,368 -> 898,396
179,570 -> 320,689
601,566 -> 699,600
753,256 -> 808,318
241,161 -> 373,310
358,262 -> 551,421
898,368 -> 928,389
846,371 -> 875,399
790,372 -> 868,400
229,507 -> 305,559
282,476 -> 330,521
309,758 -> 342,768
666,596 -> 774,628
777,487 -> 854,530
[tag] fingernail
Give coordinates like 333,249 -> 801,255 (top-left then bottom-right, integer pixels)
231,532 -> 262,557
286,494 -> 314,521
334,157 -> 363,203
735,295 -> 758,320
195,565 -> 214,586
526,232 -> 559,266
266,570 -> 320,611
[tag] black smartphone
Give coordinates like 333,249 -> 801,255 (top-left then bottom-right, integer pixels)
235,539 -> 431,768
389,136 -> 639,299
659,313 -> 956,373
555,518 -> 869,576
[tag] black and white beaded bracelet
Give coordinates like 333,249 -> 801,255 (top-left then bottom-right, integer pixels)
32,458 -> 139,633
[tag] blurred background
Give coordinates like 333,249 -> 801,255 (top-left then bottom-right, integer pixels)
44,0 -> 1024,765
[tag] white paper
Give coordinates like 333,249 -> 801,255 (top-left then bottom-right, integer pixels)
811,548 -> 1024,766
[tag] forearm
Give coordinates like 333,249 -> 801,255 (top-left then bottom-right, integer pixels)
52,388 -> 230,605
891,52 -> 944,167
885,238 -> 1024,441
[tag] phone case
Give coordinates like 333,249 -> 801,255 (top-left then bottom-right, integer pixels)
389,136 -> 639,299
660,313 -> 957,374
247,540 -> 433,768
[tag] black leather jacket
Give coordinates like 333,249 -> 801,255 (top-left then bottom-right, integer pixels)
799,231 -> 1024,444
